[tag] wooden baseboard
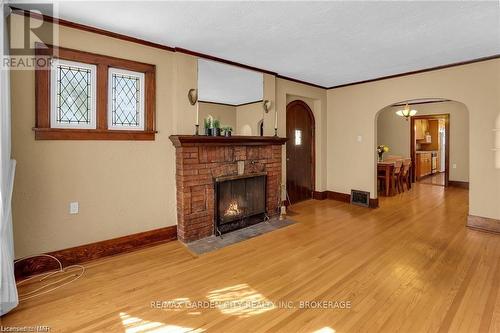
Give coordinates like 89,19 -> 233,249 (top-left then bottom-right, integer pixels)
313,190 -> 378,208
467,215 -> 500,234
14,225 -> 177,280
327,191 -> 351,202
312,191 -> 327,200
449,181 -> 469,189
369,198 -> 379,209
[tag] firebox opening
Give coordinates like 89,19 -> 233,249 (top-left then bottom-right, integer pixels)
215,172 -> 267,236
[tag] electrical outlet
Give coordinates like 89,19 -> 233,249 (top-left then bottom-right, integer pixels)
452,164 -> 457,169
69,202 -> 79,214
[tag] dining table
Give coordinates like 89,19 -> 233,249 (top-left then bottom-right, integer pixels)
377,161 -> 396,196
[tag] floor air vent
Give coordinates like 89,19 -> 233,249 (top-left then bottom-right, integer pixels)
350,190 -> 370,207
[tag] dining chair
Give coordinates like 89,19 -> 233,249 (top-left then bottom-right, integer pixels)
377,168 -> 386,194
400,159 -> 412,191
392,160 -> 404,193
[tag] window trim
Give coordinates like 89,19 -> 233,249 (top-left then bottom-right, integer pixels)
108,68 -> 145,131
50,59 -> 97,129
34,43 -> 156,140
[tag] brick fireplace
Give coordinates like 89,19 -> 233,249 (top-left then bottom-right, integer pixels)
169,135 -> 287,242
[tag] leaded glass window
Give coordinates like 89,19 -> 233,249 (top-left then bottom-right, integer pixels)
50,59 -> 96,129
108,68 -> 145,130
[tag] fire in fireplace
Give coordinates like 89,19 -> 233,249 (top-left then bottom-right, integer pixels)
224,201 -> 242,218
215,172 -> 267,236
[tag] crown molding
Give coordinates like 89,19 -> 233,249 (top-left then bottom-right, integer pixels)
328,54 -> 500,89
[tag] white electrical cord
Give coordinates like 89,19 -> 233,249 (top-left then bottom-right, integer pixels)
14,254 -> 85,301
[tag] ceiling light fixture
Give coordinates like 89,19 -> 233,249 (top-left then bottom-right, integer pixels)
395,104 -> 417,120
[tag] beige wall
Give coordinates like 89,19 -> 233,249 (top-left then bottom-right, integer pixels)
10,15 -> 184,257
276,79 -> 328,192
235,101 -> 263,136
8,14 -> 280,258
172,52 -> 198,135
10,13 -> 499,259
328,59 -> 500,220
197,101 -> 264,136
198,102 -> 236,131
377,101 -> 469,181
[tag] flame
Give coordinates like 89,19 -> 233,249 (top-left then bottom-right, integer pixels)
224,200 -> 242,217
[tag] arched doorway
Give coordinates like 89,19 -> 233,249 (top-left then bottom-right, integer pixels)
286,100 -> 315,204
375,98 -> 469,198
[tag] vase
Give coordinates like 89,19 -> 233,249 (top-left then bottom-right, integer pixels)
378,152 -> 383,162
212,128 -> 221,136
204,128 -> 212,136
225,131 -> 232,137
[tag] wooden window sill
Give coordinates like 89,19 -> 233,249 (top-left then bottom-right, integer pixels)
33,128 -> 156,140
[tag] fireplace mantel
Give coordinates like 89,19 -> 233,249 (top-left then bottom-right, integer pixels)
169,135 -> 287,147
170,134 -> 285,242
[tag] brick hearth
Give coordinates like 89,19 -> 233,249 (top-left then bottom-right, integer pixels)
169,136 -> 287,242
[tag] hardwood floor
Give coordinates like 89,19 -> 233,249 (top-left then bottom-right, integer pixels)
3,184 -> 499,332
419,172 -> 445,186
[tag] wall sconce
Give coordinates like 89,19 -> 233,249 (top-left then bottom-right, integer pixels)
263,100 -> 278,136
263,100 -> 272,113
188,89 -> 199,135
187,88 -> 198,105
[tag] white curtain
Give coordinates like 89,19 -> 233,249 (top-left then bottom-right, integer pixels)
0,8 -> 18,315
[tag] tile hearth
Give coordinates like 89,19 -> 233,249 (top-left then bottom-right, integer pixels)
186,218 -> 296,255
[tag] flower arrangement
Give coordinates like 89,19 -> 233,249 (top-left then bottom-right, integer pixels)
377,144 -> 390,161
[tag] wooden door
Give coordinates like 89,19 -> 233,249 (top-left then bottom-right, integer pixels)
286,100 -> 315,204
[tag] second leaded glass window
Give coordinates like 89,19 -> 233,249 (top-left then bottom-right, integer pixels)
108,68 -> 145,130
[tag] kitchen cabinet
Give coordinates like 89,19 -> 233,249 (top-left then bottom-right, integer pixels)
416,152 -> 432,179
415,119 -> 429,140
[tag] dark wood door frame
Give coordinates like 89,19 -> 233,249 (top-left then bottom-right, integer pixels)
286,100 -> 316,200
410,114 -> 450,186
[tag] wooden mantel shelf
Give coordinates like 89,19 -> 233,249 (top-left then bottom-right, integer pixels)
169,135 -> 288,147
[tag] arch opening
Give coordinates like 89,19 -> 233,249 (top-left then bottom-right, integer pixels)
374,98 -> 470,200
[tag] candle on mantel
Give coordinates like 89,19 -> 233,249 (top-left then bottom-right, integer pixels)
195,101 -> 199,126
274,108 -> 278,132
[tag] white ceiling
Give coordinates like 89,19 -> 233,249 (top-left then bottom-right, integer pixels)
16,1 -> 500,87
198,59 -> 263,105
